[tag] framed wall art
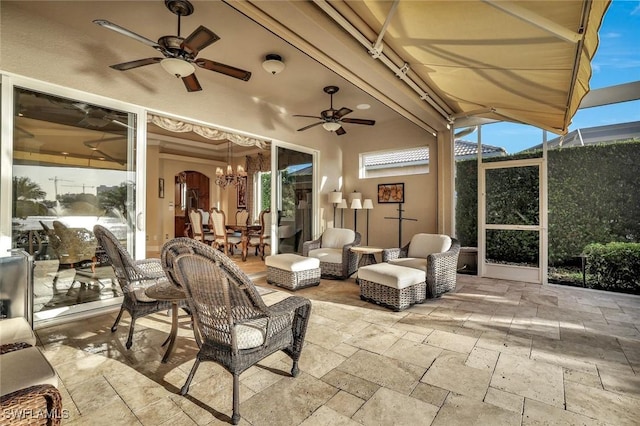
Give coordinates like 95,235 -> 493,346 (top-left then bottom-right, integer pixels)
158,178 -> 165,198
237,176 -> 248,209
377,183 -> 404,203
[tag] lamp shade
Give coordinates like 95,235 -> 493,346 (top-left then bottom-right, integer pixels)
362,199 -> 374,209
350,198 -> 362,209
348,191 -> 362,202
336,199 -> 348,209
322,122 -> 342,132
160,58 -> 195,77
328,190 -> 342,204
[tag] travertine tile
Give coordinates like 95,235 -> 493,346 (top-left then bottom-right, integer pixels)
484,387 -> 524,413
353,387 -> 439,425
325,390 -> 365,418
344,323 -> 403,354
599,369 -> 640,398
421,352 -> 492,399
299,406 -> 360,426
563,367 -> 603,389
522,398 -> 606,426
383,338 -> 443,368
565,381 -> 640,426
321,369 -> 379,401
410,382 -> 449,407
476,330 -> 532,358
491,353 -> 565,407
465,346 -> 500,371
432,392 -> 521,426
425,329 -> 478,353
297,342 -> 346,379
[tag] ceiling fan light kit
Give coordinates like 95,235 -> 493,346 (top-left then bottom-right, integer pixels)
262,54 -> 285,75
93,0 -> 251,92
322,122 -> 341,132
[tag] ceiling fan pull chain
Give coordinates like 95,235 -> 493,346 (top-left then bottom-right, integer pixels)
177,14 -> 181,37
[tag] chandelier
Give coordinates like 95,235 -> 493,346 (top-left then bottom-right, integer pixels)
215,140 -> 247,188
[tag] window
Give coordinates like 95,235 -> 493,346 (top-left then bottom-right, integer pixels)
360,146 -> 429,179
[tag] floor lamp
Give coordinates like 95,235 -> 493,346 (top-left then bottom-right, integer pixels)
337,199 -> 347,228
362,199 -> 373,245
328,190 -> 342,227
350,198 -> 362,234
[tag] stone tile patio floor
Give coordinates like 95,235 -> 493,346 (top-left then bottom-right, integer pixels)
35,271 -> 640,425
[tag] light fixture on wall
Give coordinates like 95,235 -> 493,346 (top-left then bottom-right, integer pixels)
328,190 -> 342,227
322,122 -> 342,132
362,199 -> 374,245
160,58 -> 195,78
336,199 -> 348,228
262,54 -> 285,75
215,140 -> 247,189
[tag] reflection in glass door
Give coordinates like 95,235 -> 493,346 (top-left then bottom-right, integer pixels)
11,87 -> 137,321
480,159 -> 545,283
275,147 -> 313,254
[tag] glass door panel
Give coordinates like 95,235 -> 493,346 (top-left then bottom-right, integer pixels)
11,88 -> 136,321
275,147 -> 313,254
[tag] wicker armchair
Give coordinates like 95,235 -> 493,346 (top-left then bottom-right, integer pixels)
0,384 -> 62,425
382,233 -> 460,298
161,238 -> 312,425
93,225 -> 187,349
302,228 -> 361,279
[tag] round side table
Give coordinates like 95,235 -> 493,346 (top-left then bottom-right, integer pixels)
350,246 -> 383,267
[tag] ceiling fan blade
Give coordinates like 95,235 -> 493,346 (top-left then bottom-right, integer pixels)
293,114 -> 323,119
336,127 -> 346,136
341,117 -> 376,126
93,20 -> 168,55
181,26 -> 220,56
335,107 -> 353,119
195,58 -> 251,81
110,57 -> 163,71
297,122 -> 324,132
182,74 -> 202,92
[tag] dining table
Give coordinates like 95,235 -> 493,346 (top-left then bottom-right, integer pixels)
225,224 -> 262,261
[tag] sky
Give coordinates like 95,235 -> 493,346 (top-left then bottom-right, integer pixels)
479,0 -> 640,154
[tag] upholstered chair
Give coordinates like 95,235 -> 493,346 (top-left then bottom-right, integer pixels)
209,207 -> 241,256
302,228 -> 360,279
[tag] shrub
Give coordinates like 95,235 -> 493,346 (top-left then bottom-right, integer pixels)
583,242 -> 640,293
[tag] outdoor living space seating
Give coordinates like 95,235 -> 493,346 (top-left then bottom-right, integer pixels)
302,228 -> 361,279
383,233 -> 460,298
358,262 -> 426,311
265,253 -> 321,290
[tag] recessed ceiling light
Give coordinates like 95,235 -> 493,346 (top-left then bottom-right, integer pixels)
356,103 -> 371,110
61,151 -> 69,155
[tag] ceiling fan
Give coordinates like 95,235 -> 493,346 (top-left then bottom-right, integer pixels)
293,86 -> 375,136
93,0 -> 251,92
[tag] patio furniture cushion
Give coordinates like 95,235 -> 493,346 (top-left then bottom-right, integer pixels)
235,317 -> 268,350
358,263 -> 424,289
388,257 -> 428,272
307,247 -> 343,264
407,234 -> 452,259
0,347 -> 58,396
0,317 -> 37,347
321,228 -> 356,249
265,254 -> 320,271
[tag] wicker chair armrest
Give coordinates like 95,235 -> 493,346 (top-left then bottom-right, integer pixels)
382,248 -> 400,262
302,237 -> 322,256
266,295 -> 312,317
0,384 -> 63,426
427,239 -> 461,267
0,342 -> 33,355
134,258 -> 165,279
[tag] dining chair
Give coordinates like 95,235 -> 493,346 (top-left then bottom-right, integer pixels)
209,207 -> 241,256
161,237 -> 312,425
188,208 -> 215,245
235,209 -> 250,226
249,209 -> 272,260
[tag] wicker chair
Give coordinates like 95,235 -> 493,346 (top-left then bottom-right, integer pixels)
382,234 -> 461,298
93,225 -> 187,349
0,384 -> 62,425
161,238 -> 312,425
302,228 -> 361,279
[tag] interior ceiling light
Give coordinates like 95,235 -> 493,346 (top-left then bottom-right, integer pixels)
322,122 -> 342,132
262,54 -> 285,75
160,58 -> 195,78
356,104 -> 371,110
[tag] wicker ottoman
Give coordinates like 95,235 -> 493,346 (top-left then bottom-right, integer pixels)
358,263 -> 426,311
265,254 -> 321,290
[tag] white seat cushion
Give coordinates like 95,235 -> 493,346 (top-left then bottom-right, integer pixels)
321,228 -> 355,249
265,254 -> 320,271
308,248 -> 343,264
408,234 -> 452,259
0,317 -> 37,346
235,317 -> 267,350
358,263 -> 425,289
0,347 -> 58,396
389,257 -> 428,272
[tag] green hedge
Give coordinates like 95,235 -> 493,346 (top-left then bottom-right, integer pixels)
455,141 -> 640,265
583,242 -> 640,292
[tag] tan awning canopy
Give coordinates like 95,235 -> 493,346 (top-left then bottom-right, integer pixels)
232,0 -> 609,135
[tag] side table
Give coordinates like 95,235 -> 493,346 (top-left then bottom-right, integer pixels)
350,246 -> 383,284
145,281 -> 187,363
